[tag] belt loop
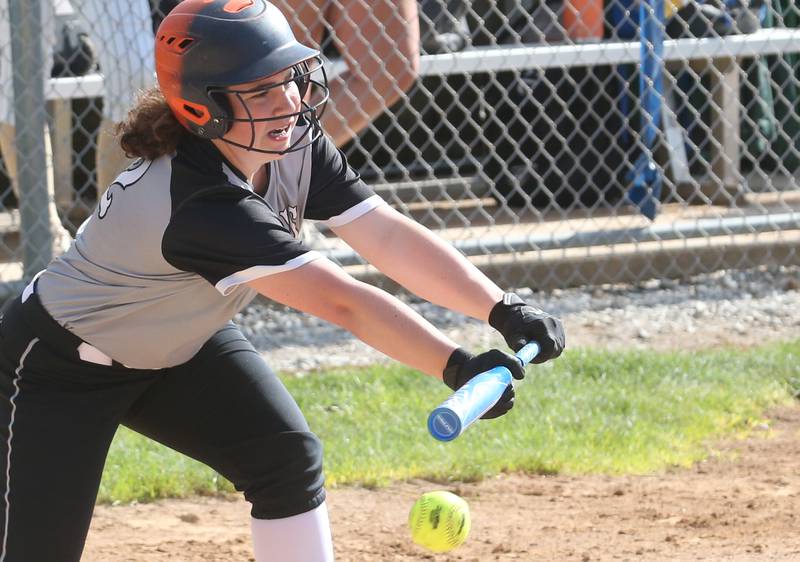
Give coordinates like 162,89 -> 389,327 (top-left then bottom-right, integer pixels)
16,271 -> 129,369
77,342 -> 114,367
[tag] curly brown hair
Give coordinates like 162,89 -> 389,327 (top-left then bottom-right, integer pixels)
116,88 -> 187,160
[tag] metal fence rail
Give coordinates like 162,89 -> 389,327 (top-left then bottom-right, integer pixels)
1,0 -> 799,293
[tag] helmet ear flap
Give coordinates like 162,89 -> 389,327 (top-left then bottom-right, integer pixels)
196,90 -> 233,139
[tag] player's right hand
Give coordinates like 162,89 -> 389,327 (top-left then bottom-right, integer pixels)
442,348 -> 524,419
488,293 -> 565,363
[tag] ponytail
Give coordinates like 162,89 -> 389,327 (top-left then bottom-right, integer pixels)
116,87 -> 186,160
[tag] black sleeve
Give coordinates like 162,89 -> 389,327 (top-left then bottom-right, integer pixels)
303,133 -> 379,221
162,189 -> 316,289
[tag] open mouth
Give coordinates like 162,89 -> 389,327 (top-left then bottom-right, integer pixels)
268,123 -> 292,140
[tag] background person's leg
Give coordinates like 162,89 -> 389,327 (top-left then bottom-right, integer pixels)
273,0 -> 420,147
70,0 -> 155,194
0,122 -> 73,255
322,0 -> 420,146
97,118 -> 133,193
122,323 -> 331,559
272,0 -> 326,46
0,0 -> 71,255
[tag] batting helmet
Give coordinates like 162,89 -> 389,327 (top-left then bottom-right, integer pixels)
155,0 -> 329,154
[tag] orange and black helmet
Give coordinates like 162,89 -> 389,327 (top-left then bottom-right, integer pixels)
155,0 -> 329,153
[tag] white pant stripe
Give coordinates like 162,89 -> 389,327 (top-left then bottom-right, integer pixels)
0,337 -> 39,562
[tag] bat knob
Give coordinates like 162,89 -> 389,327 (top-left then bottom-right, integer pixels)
428,408 -> 463,442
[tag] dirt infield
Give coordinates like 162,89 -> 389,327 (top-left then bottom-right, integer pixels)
83,405 -> 800,561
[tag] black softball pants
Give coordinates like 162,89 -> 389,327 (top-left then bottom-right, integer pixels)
0,291 -> 325,562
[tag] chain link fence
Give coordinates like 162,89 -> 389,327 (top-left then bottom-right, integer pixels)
1,0 -> 799,298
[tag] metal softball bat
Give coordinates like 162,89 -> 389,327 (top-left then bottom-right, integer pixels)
427,342 -> 540,442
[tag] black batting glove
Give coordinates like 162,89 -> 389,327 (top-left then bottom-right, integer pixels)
488,293 -> 565,363
442,348 -> 525,419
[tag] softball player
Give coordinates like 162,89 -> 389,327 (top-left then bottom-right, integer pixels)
0,2 -> 564,561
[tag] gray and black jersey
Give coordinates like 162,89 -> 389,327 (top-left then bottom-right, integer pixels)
36,126 -> 385,368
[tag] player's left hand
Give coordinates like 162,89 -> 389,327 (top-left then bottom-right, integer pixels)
442,348 -> 524,419
488,293 -> 565,363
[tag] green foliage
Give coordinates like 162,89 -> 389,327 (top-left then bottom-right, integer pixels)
99,339 -> 800,503
99,428 -> 234,503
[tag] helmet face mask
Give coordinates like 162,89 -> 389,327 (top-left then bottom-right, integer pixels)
155,0 -> 330,155
208,59 -> 330,155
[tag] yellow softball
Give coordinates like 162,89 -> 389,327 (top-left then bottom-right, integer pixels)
408,490 -> 471,552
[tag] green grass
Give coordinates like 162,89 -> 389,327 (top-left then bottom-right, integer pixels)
98,339 -> 800,503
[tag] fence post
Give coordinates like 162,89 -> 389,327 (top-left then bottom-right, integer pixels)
9,0 -> 53,279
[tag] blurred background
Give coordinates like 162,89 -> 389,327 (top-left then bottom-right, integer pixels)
0,0 -> 798,297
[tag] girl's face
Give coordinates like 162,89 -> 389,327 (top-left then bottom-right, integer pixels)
223,67 -> 303,157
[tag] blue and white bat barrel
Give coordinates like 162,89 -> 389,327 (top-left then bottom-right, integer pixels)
427,342 -> 540,442
428,366 -> 514,441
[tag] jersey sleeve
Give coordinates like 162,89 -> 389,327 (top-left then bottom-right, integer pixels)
162,189 -> 323,295
304,133 -> 386,226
